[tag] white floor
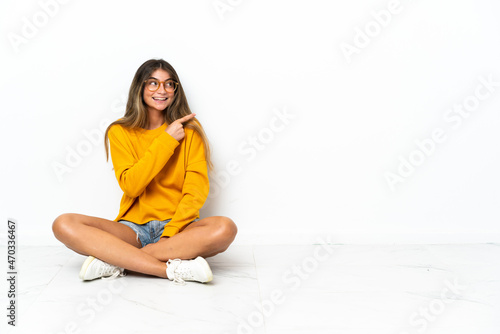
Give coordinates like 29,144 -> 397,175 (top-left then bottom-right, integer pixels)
3,243 -> 500,334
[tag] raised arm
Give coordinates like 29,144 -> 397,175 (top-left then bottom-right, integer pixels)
108,124 -> 180,198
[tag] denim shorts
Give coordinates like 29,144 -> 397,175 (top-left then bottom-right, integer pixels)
117,219 -> 199,247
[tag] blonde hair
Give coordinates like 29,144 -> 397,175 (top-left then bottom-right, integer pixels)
104,59 -> 212,170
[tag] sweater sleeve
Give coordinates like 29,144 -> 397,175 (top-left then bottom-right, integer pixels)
161,130 -> 209,237
108,124 -> 180,198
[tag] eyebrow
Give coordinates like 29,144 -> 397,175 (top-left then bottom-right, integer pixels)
148,76 -> 173,81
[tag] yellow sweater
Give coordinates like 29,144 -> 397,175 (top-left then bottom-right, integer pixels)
108,122 -> 209,238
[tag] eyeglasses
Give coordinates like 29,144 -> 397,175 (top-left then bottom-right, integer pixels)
144,78 -> 178,92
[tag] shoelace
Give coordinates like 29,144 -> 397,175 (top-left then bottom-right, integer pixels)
102,270 -> 126,280
167,259 -> 192,285
101,264 -> 126,280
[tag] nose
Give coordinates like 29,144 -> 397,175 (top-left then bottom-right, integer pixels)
157,82 -> 168,93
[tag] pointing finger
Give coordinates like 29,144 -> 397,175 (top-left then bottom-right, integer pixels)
176,113 -> 196,124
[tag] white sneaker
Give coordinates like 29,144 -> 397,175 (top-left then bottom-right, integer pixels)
166,256 -> 213,285
79,256 -> 126,281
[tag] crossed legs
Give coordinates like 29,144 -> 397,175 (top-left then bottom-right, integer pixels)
52,213 -> 237,278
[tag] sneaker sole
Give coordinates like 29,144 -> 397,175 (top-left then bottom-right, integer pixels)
79,256 -> 96,280
195,256 -> 213,283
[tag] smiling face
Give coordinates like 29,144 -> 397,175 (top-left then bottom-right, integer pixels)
143,69 -> 175,114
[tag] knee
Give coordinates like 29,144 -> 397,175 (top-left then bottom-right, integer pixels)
52,213 -> 77,241
213,216 -> 237,242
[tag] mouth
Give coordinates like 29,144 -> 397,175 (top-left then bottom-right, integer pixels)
152,97 -> 168,101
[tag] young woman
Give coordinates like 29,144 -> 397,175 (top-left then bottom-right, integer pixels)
52,59 -> 237,284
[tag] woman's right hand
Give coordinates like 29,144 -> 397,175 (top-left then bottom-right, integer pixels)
165,113 -> 196,141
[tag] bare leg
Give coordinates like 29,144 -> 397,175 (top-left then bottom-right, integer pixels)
141,216 -> 238,262
52,214 -> 168,278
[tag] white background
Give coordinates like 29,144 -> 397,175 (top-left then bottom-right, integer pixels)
1,0 -> 500,245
